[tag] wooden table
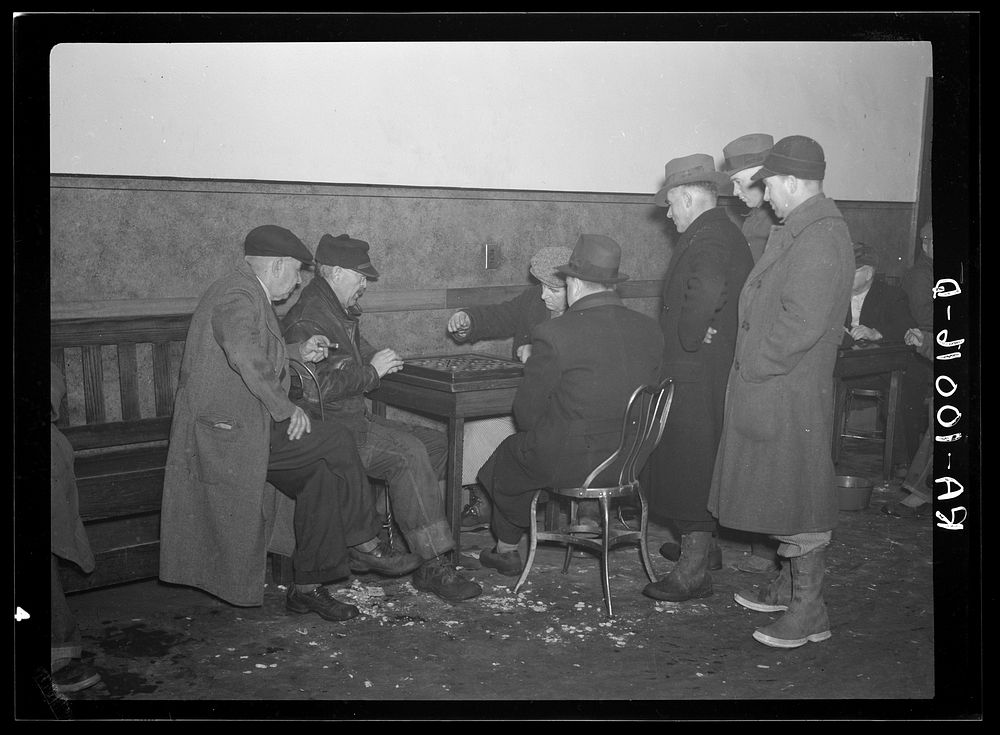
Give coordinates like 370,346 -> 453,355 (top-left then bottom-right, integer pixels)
833,343 -> 915,481
369,363 -> 522,559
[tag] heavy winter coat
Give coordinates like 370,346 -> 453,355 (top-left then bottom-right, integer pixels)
453,284 -> 552,360
644,206 -> 753,523
480,291 -> 664,495
708,194 -> 855,535
740,203 -> 780,264
159,261 -> 300,607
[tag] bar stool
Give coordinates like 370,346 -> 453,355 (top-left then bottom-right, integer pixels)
837,386 -> 886,455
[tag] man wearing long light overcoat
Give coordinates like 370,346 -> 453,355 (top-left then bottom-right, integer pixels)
159,225 -> 419,622
708,136 -> 855,648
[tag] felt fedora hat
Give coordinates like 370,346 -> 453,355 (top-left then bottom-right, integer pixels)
315,234 -> 380,279
555,234 -> 629,284
721,133 -> 774,175
653,153 -> 732,207
751,135 -> 826,182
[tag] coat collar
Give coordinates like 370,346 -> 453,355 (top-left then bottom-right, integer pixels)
301,273 -> 361,322
782,193 -> 842,237
568,290 -> 624,312
679,206 -> 731,244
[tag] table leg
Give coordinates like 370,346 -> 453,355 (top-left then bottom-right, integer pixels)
883,369 -> 902,482
447,416 -> 466,561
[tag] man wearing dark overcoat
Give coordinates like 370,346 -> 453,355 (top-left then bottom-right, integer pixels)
641,154 -> 754,603
476,235 -> 664,576
708,136 -> 855,649
159,225 -> 420,623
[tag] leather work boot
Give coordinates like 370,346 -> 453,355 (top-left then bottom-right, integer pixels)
752,545 -> 832,648
285,586 -> 361,622
642,530 -> 714,602
460,485 -> 492,531
479,546 -> 523,577
734,559 -> 791,612
348,540 -> 422,577
412,558 -> 483,601
660,538 -> 722,571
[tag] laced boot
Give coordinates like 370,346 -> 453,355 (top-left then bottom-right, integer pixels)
642,530 -> 714,602
734,559 -> 791,612
752,545 -> 832,648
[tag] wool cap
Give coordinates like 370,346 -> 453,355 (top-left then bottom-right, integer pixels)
243,225 -> 314,263
529,246 -> 573,288
751,135 -> 826,182
315,234 -> 380,279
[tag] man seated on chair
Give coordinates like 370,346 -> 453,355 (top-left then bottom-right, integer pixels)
160,225 -> 422,626
841,242 -> 920,467
282,233 -> 481,602
476,234 -> 664,577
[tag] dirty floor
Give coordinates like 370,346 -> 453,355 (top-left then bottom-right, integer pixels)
32,440 -> 950,719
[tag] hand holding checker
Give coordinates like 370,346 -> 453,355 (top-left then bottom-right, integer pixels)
370,348 -> 405,377
447,311 -> 472,339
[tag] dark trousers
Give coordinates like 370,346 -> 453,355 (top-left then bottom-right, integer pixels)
267,417 -> 379,585
479,434 -> 550,546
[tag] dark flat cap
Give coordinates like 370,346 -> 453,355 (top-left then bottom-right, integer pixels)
243,225 -> 314,263
751,135 -> 826,182
315,234 -> 380,279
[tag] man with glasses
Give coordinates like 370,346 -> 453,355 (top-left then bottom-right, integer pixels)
282,234 -> 481,603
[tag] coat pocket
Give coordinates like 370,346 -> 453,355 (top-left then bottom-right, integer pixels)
192,415 -> 243,486
728,375 -> 782,441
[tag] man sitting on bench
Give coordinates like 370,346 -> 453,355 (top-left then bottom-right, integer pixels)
159,224 -> 420,623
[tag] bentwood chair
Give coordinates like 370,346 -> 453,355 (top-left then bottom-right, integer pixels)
287,355 -> 396,549
512,379 -> 675,618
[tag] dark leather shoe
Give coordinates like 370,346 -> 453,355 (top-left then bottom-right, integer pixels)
52,660 -> 102,693
479,546 -> 523,577
286,586 -> 360,622
412,559 -> 483,601
348,541 -> 422,577
660,541 -> 722,571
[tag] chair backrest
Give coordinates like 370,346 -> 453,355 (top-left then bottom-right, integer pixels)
579,378 -> 675,490
287,357 -> 325,421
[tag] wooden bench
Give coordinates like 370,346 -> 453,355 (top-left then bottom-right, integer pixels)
52,313 -> 301,593
51,315 -> 191,592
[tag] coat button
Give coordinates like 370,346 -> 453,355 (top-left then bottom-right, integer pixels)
756,281 -> 761,289
741,320 -> 750,330
734,359 -> 740,371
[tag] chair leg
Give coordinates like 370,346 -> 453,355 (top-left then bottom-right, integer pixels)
382,482 -> 394,549
599,495 -> 613,618
562,498 -> 575,574
513,490 -> 541,596
637,490 -> 658,584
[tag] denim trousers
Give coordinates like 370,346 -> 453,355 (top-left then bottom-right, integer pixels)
358,415 -> 454,561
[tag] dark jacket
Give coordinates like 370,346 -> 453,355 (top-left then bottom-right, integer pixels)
281,275 -> 380,436
740,204 -> 780,264
644,206 -> 753,522
843,279 -> 915,347
708,194 -> 855,535
480,291 -> 664,493
901,252 -> 933,332
159,260 -> 299,606
453,284 -> 551,360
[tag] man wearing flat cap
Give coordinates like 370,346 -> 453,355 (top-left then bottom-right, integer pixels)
282,234 -> 481,602
476,235 -> 664,577
161,225 -> 421,624
707,136 -> 855,649
446,245 -> 575,532
640,153 -> 754,605
723,133 -> 781,265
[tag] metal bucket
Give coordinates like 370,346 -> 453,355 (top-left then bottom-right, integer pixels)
835,475 -> 873,511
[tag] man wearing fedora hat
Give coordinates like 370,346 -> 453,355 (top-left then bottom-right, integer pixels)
707,136 -> 855,648
161,225 -> 420,625
476,235 -> 664,577
641,153 -> 754,604
282,234 -> 482,603
723,133 -> 781,264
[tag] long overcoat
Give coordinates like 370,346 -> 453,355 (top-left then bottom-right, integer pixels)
479,291 -> 663,529
159,260 -> 299,606
708,194 -> 854,535
644,207 -> 753,523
